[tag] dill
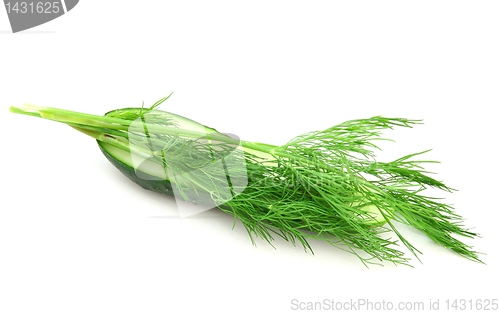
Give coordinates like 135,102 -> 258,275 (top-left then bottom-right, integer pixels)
9,101 -> 483,267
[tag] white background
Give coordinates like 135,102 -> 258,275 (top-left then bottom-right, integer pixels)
1,1 -> 499,313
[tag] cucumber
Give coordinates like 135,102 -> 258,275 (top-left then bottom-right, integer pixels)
96,108 -> 222,201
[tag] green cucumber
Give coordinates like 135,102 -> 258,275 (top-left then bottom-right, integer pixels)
97,108 -> 223,202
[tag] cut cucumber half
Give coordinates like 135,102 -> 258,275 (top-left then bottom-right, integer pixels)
97,108 -> 222,197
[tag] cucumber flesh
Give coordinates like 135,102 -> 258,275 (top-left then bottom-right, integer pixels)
99,142 -> 175,196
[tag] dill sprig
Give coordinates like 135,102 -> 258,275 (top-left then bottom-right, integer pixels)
220,117 -> 482,266
9,102 -> 483,267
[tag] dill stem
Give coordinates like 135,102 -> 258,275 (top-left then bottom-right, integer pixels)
11,105 -> 238,144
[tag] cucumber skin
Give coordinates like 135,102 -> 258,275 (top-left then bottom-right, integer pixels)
98,143 -> 175,197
